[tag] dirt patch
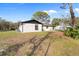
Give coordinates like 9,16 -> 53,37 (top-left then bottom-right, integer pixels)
53,32 -> 64,37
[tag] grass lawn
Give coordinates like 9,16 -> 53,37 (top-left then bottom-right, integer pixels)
0,31 -> 20,40
0,31 -> 79,56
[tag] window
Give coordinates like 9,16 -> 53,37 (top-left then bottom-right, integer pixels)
35,24 -> 38,30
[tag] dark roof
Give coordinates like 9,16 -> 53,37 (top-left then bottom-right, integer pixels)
21,19 -> 43,24
21,19 -> 51,26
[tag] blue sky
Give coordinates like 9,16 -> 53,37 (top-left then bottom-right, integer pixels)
0,3 -> 79,22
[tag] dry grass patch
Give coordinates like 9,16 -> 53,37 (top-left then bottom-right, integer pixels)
47,32 -> 79,56
1,31 -> 79,56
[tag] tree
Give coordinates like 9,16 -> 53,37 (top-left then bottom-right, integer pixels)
32,11 -> 50,24
61,14 -> 71,25
52,18 -> 62,28
60,3 -> 76,28
75,17 -> 79,25
0,17 -> 18,31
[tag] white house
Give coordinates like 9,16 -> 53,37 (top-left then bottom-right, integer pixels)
17,19 -> 53,32
54,22 -> 72,30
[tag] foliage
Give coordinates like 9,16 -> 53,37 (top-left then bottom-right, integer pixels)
52,17 -> 71,28
32,11 -> 50,24
52,18 -> 62,27
0,17 -> 18,31
64,26 -> 79,39
75,17 -> 79,25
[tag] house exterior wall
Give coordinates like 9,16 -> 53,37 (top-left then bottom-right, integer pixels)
18,23 -> 42,32
43,26 -> 53,31
54,26 -> 65,30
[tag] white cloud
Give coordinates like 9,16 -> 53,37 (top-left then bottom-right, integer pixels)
43,10 -> 48,13
43,10 -> 57,15
75,8 -> 79,14
48,10 -> 57,13
65,10 -> 69,13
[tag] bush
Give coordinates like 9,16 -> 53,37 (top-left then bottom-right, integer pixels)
64,27 -> 79,39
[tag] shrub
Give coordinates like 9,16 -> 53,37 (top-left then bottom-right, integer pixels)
64,27 -> 79,39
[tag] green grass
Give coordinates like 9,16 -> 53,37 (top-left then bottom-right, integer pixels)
0,31 -> 48,39
0,31 -> 19,40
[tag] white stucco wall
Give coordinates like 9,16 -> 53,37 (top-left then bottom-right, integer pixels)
43,26 -> 53,31
18,23 -> 42,32
54,26 -> 65,30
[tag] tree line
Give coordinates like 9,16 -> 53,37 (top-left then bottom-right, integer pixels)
0,17 -> 19,31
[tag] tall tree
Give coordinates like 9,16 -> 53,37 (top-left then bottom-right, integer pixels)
60,3 -> 76,28
69,3 -> 76,27
52,18 -> 62,27
32,11 -> 50,24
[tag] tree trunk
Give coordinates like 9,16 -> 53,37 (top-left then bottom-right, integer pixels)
69,3 -> 76,28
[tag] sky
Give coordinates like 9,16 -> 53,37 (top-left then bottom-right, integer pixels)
0,3 -> 79,22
